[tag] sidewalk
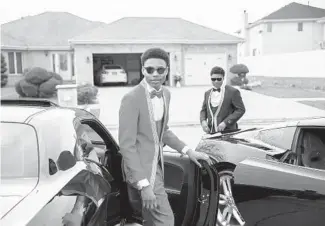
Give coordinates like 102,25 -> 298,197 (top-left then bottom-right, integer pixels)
97,86 -> 325,128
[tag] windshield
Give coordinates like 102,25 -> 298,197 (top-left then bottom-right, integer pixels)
0,123 -> 39,178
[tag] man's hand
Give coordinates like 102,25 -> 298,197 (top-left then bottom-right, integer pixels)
201,120 -> 210,133
141,186 -> 157,210
217,122 -> 227,132
187,149 -> 213,167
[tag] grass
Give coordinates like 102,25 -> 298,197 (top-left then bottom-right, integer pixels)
248,76 -> 325,98
298,100 -> 325,111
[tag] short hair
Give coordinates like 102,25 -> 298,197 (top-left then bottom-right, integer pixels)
210,66 -> 225,77
141,48 -> 170,67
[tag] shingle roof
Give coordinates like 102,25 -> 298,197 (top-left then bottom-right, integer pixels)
1,12 -> 105,49
70,17 -> 243,44
262,2 -> 325,20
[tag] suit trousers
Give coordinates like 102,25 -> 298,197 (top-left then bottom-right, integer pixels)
127,166 -> 174,226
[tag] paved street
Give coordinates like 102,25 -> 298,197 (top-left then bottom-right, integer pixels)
97,86 -> 325,128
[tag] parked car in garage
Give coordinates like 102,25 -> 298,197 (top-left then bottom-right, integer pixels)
0,99 -> 220,226
94,64 -> 127,86
197,117 -> 325,226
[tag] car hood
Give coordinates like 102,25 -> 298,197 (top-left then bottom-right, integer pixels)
0,178 -> 38,219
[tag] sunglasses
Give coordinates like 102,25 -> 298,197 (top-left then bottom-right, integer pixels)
144,66 -> 167,75
211,77 -> 223,82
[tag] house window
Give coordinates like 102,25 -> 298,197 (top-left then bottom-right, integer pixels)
8,52 -> 23,74
59,54 -> 68,71
298,22 -> 303,32
267,23 -> 272,32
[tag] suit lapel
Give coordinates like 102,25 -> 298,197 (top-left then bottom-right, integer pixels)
140,80 -> 160,186
214,84 -> 226,125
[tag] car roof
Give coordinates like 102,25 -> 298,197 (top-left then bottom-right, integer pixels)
0,99 -> 91,124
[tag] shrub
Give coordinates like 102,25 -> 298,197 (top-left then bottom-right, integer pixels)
77,83 -> 98,105
15,67 -> 63,98
15,80 -> 26,97
39,77 -> 62,98
25,67 -> 52,85
230,76 -> 249,86
1,53 -> 7,74
20,80 -> 39,97
230,64 -> 249,74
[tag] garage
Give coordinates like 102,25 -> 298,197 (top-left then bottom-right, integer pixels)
184,53 -> 227,86
71,17 -> 242,86
92,53 -> 143,86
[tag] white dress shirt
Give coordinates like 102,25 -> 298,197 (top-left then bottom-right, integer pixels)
145,82 -> 164,121
210,86 -> 223,107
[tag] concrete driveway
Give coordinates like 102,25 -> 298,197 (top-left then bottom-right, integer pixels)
97,86 -> 325,128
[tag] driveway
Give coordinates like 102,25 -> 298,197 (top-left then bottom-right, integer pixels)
97,86 -> 325,128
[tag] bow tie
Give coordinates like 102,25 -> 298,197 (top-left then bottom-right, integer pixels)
150,89 -> 163,98
212,88 -> 221,92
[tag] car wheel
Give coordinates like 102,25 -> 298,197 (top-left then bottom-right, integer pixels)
217,169 -> 245,226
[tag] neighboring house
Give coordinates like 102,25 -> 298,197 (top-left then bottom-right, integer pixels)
69,17 -> 243,86
1,12 -> 104,85
236,2 -> 325,57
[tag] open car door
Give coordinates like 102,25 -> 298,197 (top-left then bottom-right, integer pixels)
163,149 -> 220,226
233,157 -> 325,226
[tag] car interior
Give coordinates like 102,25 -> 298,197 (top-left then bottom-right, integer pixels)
297,128 -> 325,170
79,119 -> 218,226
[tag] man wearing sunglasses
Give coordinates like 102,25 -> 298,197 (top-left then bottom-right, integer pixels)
118,48 -> 212,226
200,66 -> 246,134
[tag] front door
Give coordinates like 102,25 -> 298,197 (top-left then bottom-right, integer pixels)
52,53 -> 72,80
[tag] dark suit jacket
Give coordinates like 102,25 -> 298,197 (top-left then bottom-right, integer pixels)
200,85 -> 245,133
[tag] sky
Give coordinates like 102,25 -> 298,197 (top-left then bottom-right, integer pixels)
1,0 -> 325,35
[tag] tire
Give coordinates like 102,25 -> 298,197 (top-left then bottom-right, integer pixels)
217,169 -> 245,226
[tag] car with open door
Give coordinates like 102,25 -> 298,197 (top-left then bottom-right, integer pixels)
0,99 -> 220,226
196,117 -> 325,226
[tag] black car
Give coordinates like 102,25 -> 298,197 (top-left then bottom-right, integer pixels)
0,99 -> 219,226
196,118 -> 325,226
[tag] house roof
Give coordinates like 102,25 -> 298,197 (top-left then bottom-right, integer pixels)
70,17 -> 243,44
262,2 -> 325,20
1,12 -> 105,50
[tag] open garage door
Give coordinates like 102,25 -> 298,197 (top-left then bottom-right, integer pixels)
93,53 -> 143,86
184,53 -> 227,86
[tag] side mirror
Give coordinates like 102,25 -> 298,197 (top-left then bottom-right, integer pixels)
280,150 -> 297,163
57,151 -> 77,171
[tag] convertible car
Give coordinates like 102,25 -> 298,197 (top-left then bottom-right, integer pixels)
0,99 -> 219,226
196,117 -> 325,226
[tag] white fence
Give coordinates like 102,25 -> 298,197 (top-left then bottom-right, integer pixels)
239,50 -> 325,78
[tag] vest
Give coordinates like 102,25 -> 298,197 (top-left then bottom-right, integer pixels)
210,102 -> 219,134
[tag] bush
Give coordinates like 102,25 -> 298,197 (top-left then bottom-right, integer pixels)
1,53 -> 7,74
77,83 -> 98,105
25,67 -> 52,85
230,76 -> 249,86
15,80 -> 26,97
15,67 -> 63,98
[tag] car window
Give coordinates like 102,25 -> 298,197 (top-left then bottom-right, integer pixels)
255,127 -> 297,150
0,123 -> 38,178
104,65 -> 121,70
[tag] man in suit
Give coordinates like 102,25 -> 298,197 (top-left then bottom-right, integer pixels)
200,66 -> 246,134
119,48 -> 212,226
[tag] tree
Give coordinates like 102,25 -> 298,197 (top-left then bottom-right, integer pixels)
1,53 -> 7,75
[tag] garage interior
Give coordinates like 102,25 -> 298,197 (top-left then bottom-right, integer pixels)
93,53 -> 170,86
